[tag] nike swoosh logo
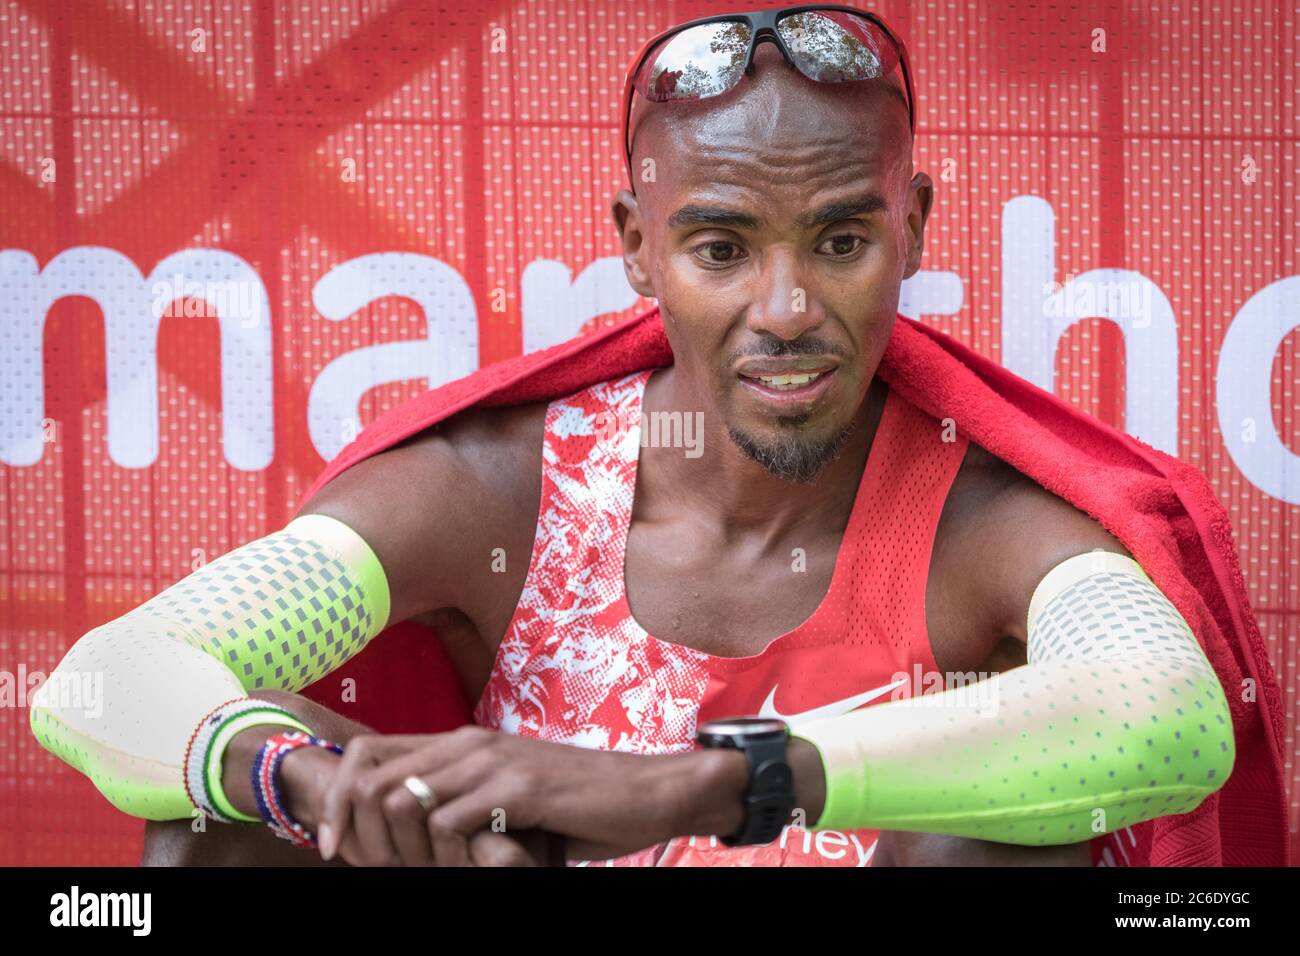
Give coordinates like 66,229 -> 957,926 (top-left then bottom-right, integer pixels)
758,676 -> 908,725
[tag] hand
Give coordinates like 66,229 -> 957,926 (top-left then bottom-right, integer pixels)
276,744 -> 549,866
211,694 -> 552,866
463,830 -> 546,866
315,726 -> 748,866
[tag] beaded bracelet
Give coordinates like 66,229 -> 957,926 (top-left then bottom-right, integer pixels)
183,698 -> 311,824
251,730 -> 344,848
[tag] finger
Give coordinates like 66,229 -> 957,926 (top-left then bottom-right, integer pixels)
352,733 -> 497,866
507,828 -> 565,866
340,742 -> 479,814
425,791 -> 504,845
319,736 -> 409,861
426,787 -> 539,868
382,781 -> 437,867
349,763 -> 403,866
427,805 -> 474,867
322,726 -> 495,856
468,830 -> 537,867
327,728 -> 498,865
417,751 -> 546,835
336,827 -> 370,867
428,825 -> 471,866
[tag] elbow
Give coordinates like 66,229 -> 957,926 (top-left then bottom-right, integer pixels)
1023,669 -> 1236,843
1102,669 -> 1236,832
1168,670 -> 1235,803
29,673 -> 195,822
28,683 -> 81,772
1188,674 -> 1236,800
31,702 -> 193,821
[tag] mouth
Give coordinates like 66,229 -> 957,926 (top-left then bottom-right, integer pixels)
735,364 -> 838,408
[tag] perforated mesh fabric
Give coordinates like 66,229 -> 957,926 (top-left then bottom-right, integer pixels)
795,552 -> 1234,844
28,513 -> 390,819
823,392 -> 969,664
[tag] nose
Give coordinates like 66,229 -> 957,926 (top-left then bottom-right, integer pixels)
745,247 -> 824,342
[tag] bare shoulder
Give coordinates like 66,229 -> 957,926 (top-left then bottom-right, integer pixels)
300,401 -> 548,625
946,439 -> 1132,643
400,400 -> 549,493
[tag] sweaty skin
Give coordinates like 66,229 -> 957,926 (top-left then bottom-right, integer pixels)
145,45 -> 1127,865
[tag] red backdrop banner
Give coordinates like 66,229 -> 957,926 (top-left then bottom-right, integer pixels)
1,0 -> 1295,865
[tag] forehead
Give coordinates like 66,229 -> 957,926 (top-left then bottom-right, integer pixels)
632,66 -> 910,215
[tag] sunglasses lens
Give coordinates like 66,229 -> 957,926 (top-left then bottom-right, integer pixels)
635,21 -> 754,102
776,11 -> 900,83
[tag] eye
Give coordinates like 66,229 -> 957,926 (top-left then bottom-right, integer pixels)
817,235 -> 866,258
694,240 -> 745,265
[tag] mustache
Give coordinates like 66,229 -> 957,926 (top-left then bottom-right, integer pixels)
726,336 -> 851,364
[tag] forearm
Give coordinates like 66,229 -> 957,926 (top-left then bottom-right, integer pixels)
29,513 -> 392,821
791,552 -> 1235,845
142,694 -> 375,865
793,653 -> 1230,843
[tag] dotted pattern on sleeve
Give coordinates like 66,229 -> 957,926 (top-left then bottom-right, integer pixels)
795,555 -> 1235,844
28,515 -> 389,820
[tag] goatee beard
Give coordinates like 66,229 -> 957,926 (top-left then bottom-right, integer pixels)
727,417 -> 857,483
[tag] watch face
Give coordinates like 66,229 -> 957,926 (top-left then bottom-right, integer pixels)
697,716 -> 789,742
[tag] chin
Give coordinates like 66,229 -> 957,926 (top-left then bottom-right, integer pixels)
725,415 -> 858,484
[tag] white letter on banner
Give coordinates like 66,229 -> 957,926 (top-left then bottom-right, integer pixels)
0,247 -> 272,470
1000,196 -> 1178,453
1217,276 -> 1300,504
521,257 -> 639,353
309,253 -> 478,460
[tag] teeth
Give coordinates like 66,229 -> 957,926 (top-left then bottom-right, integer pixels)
755,371 -> 822,390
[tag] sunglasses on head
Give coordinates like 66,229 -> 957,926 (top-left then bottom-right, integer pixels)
620,5 -> 916,190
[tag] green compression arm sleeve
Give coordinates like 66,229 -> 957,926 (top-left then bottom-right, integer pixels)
792,551 -> 1235,845
28,513 -> 391,820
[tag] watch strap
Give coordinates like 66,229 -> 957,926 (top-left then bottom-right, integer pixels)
724,732 -> 795,846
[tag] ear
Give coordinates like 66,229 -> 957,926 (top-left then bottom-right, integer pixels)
902,171 -> 934,280
611,189 -> 655,298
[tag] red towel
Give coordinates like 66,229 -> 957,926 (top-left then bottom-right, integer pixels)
295,306 -> 1289,867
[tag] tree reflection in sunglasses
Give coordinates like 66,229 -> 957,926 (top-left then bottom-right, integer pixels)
642,13 -> 890,101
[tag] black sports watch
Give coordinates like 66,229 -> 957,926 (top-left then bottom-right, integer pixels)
696,717 -> 794,846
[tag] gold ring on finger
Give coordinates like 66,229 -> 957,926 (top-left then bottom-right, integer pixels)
403,775 -> 437,812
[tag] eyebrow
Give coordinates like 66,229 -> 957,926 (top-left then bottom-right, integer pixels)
797,192 -> 888,228
666,205 -> 761,230
666,192 -> 888,232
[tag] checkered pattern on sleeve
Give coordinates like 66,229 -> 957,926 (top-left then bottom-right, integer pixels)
137,527 -> 381,692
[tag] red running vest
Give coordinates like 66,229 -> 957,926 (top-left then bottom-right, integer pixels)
473,370 -> 969,866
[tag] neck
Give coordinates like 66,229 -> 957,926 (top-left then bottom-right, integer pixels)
636,366 -> 889,541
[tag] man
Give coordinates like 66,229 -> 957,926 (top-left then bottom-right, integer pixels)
33,6 -> 1243,867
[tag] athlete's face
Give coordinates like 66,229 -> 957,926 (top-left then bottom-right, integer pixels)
614,44 -> 932,481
